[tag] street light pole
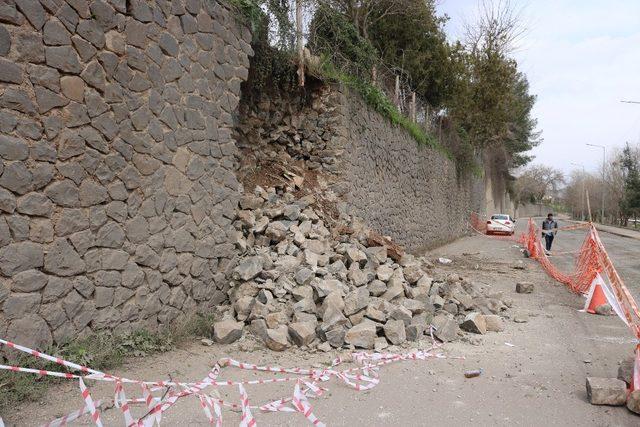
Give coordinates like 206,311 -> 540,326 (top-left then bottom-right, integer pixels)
571,162 -> 585,220
586,143 -> 606,222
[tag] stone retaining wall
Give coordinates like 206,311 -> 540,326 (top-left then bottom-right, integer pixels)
0,0 -> 252,349
335,91 -> 485,252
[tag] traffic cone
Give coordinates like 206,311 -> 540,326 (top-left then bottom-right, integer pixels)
586,282 -> 608,314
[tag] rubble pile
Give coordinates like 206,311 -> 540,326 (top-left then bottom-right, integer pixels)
213,186 -> 509,351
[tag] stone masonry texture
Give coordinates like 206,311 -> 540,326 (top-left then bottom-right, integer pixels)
336,89 -> 485,252
0,0 -> 253,349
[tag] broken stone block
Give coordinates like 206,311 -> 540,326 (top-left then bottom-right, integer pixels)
233,256 -> 263,281
374,337 -> 389,352
288,322 -> 316,347
323,326 -> 345,348
627,390 -> 640,414
585,377 -> 627,406
213,321 -> 244,345
265,326 -> 290,351
367,280 -> 386,297
617,356 -> 635,386
461,312 -> 487,334
376,264 -> 393,281
345,320 -> 376,349
515,282 -> 534,294
431,315 -> 459,342
403,263 -> 424,284
343,287 -> 369,316
484,314 -> 505,332
389,305 -> 412,326
406,323 -> 425,341
383,319 -> 406,345
294,267 -> 314,286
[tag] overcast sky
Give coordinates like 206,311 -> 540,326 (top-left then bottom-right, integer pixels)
436,0 -> 640,176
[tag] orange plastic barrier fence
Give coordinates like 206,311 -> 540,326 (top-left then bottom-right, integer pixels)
522,218 -> 640,390
470,212 -> 640,389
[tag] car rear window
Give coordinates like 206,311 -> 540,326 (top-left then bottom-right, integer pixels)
491,215 -> 509,220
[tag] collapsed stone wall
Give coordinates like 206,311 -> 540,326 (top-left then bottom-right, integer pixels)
0,0 -> 252,349
237,83 -> 485,253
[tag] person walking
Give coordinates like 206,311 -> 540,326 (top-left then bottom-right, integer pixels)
542,213 -> 558,253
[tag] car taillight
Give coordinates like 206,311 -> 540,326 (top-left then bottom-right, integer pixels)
486,221 -> 491,224
505,221 -> 511,225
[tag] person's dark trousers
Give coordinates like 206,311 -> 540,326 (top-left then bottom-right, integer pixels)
545,234 -> 554,251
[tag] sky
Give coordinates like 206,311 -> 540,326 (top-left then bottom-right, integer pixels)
436,0 -> 640,176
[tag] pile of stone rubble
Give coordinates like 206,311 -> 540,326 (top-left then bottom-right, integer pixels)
211,186 -> 508,351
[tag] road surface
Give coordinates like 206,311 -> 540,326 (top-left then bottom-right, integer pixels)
5,222 -> 640,426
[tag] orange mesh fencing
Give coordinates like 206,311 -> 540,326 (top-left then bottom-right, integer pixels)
523,218 -> 640,340
470,212 -> 487,233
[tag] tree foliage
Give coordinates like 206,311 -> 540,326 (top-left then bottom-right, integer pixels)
446,0 -> 540,172
514,165 -> 564,206
620,143 -> 640,221
366,0 -> 455,107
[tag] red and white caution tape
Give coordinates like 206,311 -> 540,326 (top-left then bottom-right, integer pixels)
0,336 -> 454,426
41,400 -> 103,427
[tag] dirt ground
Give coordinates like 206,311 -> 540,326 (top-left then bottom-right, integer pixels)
3,221 -> 639,426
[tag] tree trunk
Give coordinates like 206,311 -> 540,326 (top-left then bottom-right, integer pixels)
296,0 -> 304,87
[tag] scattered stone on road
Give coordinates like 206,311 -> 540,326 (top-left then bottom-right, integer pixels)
627,390 -> 640,414
484,315 -> 505,332
585,377 -> 627,406
617,356 -> 635,386
515,282 -> 534,294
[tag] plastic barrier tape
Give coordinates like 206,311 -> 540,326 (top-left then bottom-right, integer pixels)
0,331 -> 457,426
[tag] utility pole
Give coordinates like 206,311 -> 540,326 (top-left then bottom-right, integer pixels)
586,143 -> 606,223
571,162 -> 585,220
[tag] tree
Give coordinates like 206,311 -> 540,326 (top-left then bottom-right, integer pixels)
514,165 -> 564,206
317,0 -> 407,40
619,143 -> 640,225
366,0 -> 455,107
446,0 -> 540,174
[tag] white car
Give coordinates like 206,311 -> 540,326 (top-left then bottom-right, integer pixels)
486,214 -> 516,235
